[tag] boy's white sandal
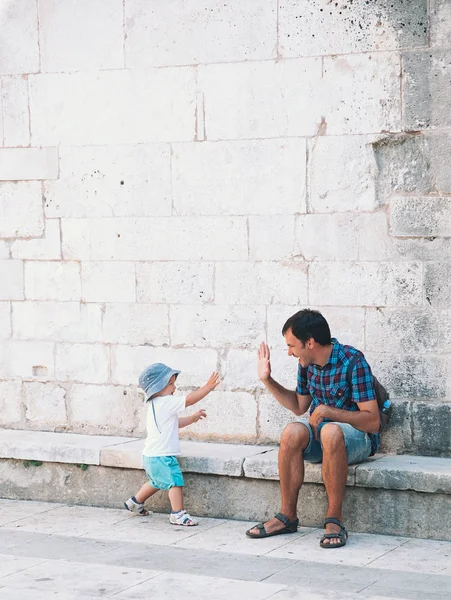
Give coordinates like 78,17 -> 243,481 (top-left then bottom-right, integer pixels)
124,497 -> 149,516
169,509 -> 198,526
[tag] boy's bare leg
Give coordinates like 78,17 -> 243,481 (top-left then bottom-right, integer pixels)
168,486 -> 184,512
135,482 -> 159,504
248,423 -> 308,535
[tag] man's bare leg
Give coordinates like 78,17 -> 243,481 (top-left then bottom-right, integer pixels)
248,423 -> 309,535
320,423 -> 348,545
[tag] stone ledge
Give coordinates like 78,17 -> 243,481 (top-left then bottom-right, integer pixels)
0,429 -> 450,495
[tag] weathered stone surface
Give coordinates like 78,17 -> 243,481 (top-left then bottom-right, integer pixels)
0,381 -> 22,426
295,214 -> 359,261
0,260 -> 24,300
248,216 -> 296,261
172,139 -> 306,216
136,262 -> 214,304
279,0 -> 428,57
11,220 -> 61,260
100,439 -> 143,469
0,0 -> 39,74
0,182 -> 43,239
62,217 -> 248,261
309,262 -> 423,307
215,262 -> 307,305
430,0 -> 451,47
29,68 -> 196,145
0,340 -> 55,381
1,76 -> 30,146
390,196 -> 451,237
23,382 -> 67,429
13,301 -> 102,343
411,402 -> 451,457
102,304 -> 169,345
424,263 -> 451,309
222,349 -> 263,392
0,148 -> 58,181
378,400 -> 412,455
24,261 -> 81,301
55,343 -> 109,384
198,59 -> 323,140
308,136 -> 377,212
0,302 -> 11,339
44,144 -> 171,218
170,305 -> 265,349
125,0 -> 277,67
402,50 -> 451,130
257,394 -> 298,444
38,0 -> 124,72
82,262 -> 136,303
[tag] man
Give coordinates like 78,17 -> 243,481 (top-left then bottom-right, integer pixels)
246,309 -> 380,548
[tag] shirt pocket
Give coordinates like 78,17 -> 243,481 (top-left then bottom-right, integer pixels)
326,385 -> 350,405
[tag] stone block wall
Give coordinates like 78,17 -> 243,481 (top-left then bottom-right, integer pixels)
0,0 -> 450,452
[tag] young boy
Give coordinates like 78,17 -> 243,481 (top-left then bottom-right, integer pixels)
124,362 -> 220,526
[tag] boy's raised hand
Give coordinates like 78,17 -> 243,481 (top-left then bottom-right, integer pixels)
205,372 -> 220,391
192,409 -> 207,423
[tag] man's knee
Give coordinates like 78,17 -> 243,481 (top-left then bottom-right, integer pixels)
280,422 -> 309,452
320,423 -> 345,451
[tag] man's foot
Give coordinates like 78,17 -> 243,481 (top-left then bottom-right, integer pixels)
246,513 -> 298,538
320,517 -> 348,548
124,496 -> 149,516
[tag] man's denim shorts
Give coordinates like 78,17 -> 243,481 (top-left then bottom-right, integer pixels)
298,419 -> 372,465
143,456 -> 184,490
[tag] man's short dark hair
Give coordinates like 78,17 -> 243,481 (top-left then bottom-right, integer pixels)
282,309 -> 331,346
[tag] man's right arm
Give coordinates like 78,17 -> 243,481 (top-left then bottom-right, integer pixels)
262,376 -> 312,416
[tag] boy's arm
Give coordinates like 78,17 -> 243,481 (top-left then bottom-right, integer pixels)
185,372 -> 220,407
178,409 -> 207,428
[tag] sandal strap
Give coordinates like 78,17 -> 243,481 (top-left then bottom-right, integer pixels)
321,532 -> 346,542
324,517 -> 345,530
275,512 -> 290,526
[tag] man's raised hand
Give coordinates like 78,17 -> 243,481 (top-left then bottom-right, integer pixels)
257,341 -> 271,382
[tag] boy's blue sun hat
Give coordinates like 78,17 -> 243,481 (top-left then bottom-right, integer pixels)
139,363 -> 180,400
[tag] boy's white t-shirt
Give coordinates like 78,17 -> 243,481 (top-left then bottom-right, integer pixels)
143,394 -> 187,457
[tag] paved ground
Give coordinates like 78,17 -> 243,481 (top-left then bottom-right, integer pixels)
0,500 -> 450,599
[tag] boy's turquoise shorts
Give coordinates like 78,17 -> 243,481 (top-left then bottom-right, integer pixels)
142,456 -> 184,490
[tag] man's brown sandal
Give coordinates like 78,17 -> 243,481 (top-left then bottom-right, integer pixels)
320,517 -> 348,549
245,512 -> 299,538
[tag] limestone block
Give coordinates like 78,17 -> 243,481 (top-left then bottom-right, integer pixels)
411,402 -> 451,457
402,50 -> 451,130
23,382 -> 67,429
222,349 -> 263,392
68,384 -> 143,436
295,214 -> 359,261
172,139 -> 306,216
1,75 -> 30,146
0,0 -> 39,74
29,68 -> 196,145
55,343 -> 109,384
0,260 -> 24,300
430,0 -> 451,47
279,0 -> 428,57
427,132 -> 451,194
44,144 -> 171,218
366,308 -> 451,354
13,301 -> 102,343
0,182 -> 43,239
81,262 -> 136,303
248,216 -> 296,261
102,303 -> 169,345
136,261 -> 214,304
0,302 -> 11,338
359,213 -> 451,262
425,263 -> 451,309
38,0 -> 124,72
111,345 -> 218,387
308,136 -> 377,212
170,305 -> 265,349
355,454 -> 451,494
180,391 -> 257,442
11,219 -> 61,260
390,196 -> 451,237
378,400 -> 412,455
0,148 -> 58,181
215,262 -> 308,305
257,393 -> 298,443
198,59 -> 323,140
0,381 -> 22,426
24,261 -> 81,301
0,242 -> 8,258
365,352 -> 450,399
125,0 -> 276,67
61,217 -> 248,261
100,439 -> 144,469
322,53 -> 401,135
0,340 -> 55,380
309,262 -> 423,307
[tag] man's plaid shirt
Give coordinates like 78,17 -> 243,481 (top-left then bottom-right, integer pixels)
296,338 -> 379,454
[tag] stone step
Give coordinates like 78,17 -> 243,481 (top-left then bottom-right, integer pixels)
1,429 -> 450,541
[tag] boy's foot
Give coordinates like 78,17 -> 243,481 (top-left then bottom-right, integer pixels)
169,509 -> 198,526
124,496 -> 149,516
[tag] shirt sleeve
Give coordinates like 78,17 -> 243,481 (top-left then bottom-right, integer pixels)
350,357 -> 377,403
296,363 -> 310,395
167,395 -> 187,416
